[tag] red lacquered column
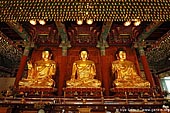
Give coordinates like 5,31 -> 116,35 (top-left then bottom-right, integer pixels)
139,47 -> 155,87
58,56 -> 67,96
101,56 -> 110,96
14,46 -> 31,87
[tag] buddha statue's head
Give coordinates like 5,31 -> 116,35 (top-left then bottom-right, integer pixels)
116,48 -> 127,61
79,48 -> 89,61
42,48 -> 52,61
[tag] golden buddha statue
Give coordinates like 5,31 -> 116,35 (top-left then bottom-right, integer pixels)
112,48 -> 150,88
19,48 -> 56,88
66,48 -> 101,88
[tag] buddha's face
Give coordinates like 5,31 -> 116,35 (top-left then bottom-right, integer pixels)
42,51 -> 50,60
80,51 -> 88,61
118,51 -> 126,60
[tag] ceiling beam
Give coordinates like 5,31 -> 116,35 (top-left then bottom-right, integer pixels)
138,21 -> 163,43
97,21 -> 112,56
100,21 -> 113,41
6,22 -> 30,43
55,21 -> 71,56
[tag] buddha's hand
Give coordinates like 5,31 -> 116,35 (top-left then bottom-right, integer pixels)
45,63 -> 50,67
70,78 -> 75,82
27,61 -> 33,69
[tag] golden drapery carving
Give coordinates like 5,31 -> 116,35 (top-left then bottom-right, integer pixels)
19,48 -> 56,88
112,48 -> 150,88
66,48 -> 101,88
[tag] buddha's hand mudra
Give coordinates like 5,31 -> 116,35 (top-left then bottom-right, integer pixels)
27,61 -> 33,69
45,63 -> 50,67
70,78 -> 76,82
70,75 -> 76,82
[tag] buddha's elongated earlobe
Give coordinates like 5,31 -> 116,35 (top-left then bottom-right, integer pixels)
87,55 -> 89,59
79,55 -> 82,59
48,54 -> 51,59
116,54 -> 119,60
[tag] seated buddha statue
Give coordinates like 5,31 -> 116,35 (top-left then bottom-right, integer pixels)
66,48 -> 101,88
19,48 -> 56,88
112,48 -> 150,88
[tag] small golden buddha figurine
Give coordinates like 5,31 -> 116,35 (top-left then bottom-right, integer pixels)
66,48 -> 101,88
112,48 -> 150,88
19,48 -> 56,88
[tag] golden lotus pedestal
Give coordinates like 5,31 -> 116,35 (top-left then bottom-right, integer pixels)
63,88 -> 104,97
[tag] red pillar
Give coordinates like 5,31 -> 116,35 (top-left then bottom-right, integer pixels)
101,56 -> 110,96
154,75 -> 163,93
14,46 -> 30,87
58,56 -> 67,96
139,47 -> 155,87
